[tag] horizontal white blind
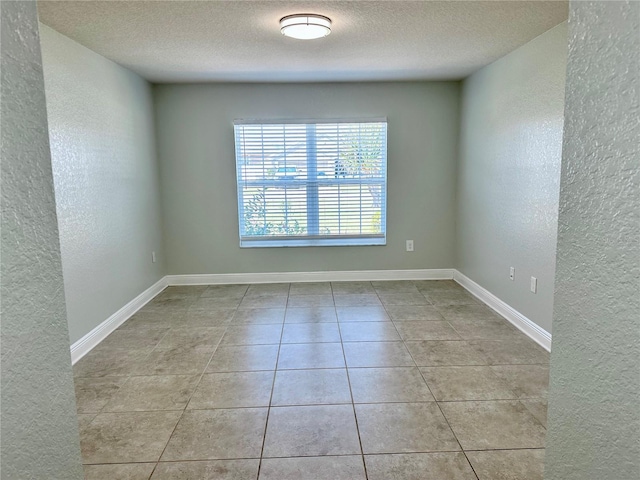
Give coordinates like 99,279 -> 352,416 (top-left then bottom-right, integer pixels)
234,120 -> 387,247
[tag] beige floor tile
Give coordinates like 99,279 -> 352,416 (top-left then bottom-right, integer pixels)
74,377 -> 127,413
421,366 -> 517,401
394,321 -> 462,341
200,284 -> 248,298
84,463 -> 156,480
81,411 -> 181,464
206,345 -> 279,372
282,323 -> 341,343
187,371 -> 274,409
220,324 -> 283,345
263,405 -> 361,457
343,342 -> 414,367
239,295 -> 288,309
439,400 -> 547,450
246,283 -> 290,296
144,297 -> 193,311
378,293 -> 430,306
278,343 -> 345,369
287,294 -> 335,307
190,296 -> 242,310
232,308 -> 285,324
119,311 -> 183,330
77,413 -> 97,434
77,280 -> 556,472
161,408 -> 268,461
259,456 -> 366,480
365,452 -> 476,480
521,398 -> 548,428
373,283 -> 420,294
335,306 -> 390,322
372,280 -> 421,294
285,306 -> 338,323
330,281 -> 375,295
99,327 -> 169,351
348,367 -> 434,403
385,305 -> 445,321
73,348 -> 150,378
289,282 -> 332,295
466,449 -> 545,480
136,346 -> 213,375
119,318 -> 180,331
356,402 -> 460,454
158,285 -> 207,298
178,308 -> 236,327
155,326 -> 226,349
145,292 -> 195,307
152,287 -> 198,301
423,290 -> 479,306
333,294 -> 382,307
435,304 -> 501,322
448,319 -> 523,341
271,369 -> 351,406
414,280 -> 463,293
470,339 -> 550,365
152,459 -> 260,479
491,365 -> 549,398
137,304 -> 189,318
339,322 -> 400,342
405,341 -> 489,366
102,375 -> 199,412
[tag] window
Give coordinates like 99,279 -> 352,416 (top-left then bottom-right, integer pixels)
234,119 -> 387,247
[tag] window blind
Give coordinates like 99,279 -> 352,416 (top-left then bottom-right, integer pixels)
234,120 -> 387,247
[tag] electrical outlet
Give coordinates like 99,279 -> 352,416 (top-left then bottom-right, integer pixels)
531,276 -> 537,293
152,251 -> 157,263
509,267 -> 515,281
406,240 -> 414,252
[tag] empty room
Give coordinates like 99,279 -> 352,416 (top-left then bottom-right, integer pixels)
1,1 -> 638,480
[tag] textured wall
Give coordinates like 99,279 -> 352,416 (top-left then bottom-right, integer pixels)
39,25 -> 166,344
544,2 -> 639,479
0,2 -> 83,478
456,23 -> 568,333
155,82 -> 460,274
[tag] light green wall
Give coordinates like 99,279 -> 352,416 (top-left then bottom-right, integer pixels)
0,2 -> 83,476
154,82 -> 460,274
456,23 -> 568,333
544,1 -> 639,478
40,25 -> 166,344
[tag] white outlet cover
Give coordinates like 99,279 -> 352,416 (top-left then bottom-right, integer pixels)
530,276 -> 537,293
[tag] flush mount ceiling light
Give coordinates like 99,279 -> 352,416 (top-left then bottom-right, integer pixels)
280,14 -> 332,40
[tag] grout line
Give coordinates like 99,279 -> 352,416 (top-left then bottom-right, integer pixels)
83,445 -> 545,468
408,340 -> 480,480
372,282 -> 479,477
256,302 -> 286,480
333,281 -> 369,480
151,287 -> 244,468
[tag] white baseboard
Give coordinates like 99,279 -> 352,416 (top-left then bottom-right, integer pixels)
70,277 -> 168,364
166,269 -> 454,285
453,270 -> 552,351
70,268 -> 551,364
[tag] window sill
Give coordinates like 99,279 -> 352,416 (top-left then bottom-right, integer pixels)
239,237 -> 386,248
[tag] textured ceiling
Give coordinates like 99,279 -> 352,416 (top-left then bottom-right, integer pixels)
37,0 -> 568,83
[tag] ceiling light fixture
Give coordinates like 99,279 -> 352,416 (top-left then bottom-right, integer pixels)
280,14 -> 332,40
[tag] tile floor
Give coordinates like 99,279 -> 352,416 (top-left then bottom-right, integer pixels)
74,280 -> 549,480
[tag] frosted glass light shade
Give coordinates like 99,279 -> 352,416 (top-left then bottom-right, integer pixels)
280,14 -> 331,40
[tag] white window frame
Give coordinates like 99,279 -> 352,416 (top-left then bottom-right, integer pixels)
233,118 -> 388,248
